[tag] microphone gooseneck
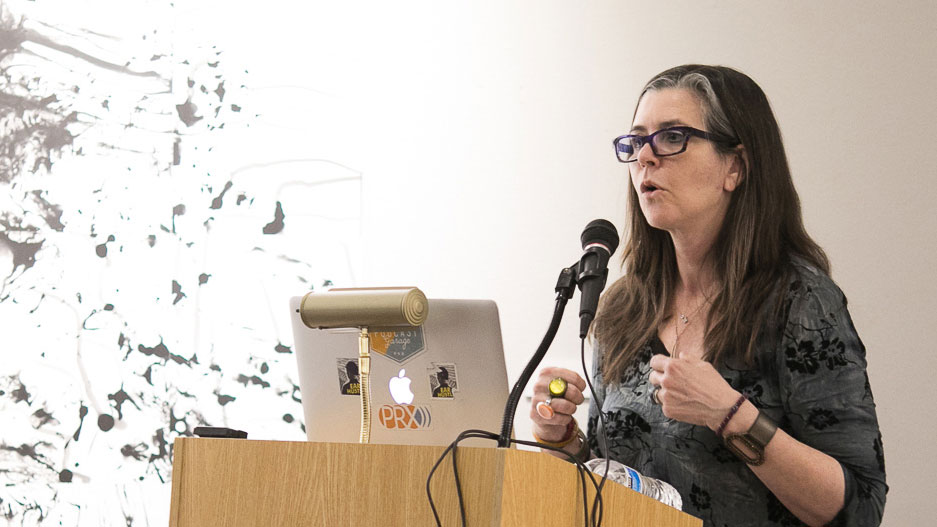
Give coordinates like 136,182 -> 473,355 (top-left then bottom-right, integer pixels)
497,219 -> 619,448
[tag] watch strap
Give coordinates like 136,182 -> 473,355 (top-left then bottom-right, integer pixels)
748,410 -> 778,447
724,411 -> 778,466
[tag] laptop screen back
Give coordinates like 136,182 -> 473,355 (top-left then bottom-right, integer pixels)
290,297 -> 510,447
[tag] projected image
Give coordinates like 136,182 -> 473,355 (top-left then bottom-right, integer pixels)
0,1 -> 361,524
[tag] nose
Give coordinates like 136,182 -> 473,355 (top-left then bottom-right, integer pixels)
635,141 -> 658,167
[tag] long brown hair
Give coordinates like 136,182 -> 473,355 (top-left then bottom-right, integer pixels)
593,65 -> 829,383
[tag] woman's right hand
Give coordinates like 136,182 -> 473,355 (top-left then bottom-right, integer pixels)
529,367 -> 587,443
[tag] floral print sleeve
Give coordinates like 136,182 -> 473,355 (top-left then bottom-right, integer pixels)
584,260 -> 886,527
778,268 -> 887,525
586,340 -> 607,459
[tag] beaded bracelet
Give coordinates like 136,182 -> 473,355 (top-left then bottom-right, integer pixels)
716,394 -> 747,438
532,418 -> 579,448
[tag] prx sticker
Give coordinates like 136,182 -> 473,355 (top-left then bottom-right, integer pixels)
428,363 -> 458,399
369,327 -> 425,364
378,404 -> 432,430
336,358 -> 361,396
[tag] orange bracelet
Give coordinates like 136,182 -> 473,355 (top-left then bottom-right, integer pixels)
532,418 -> 579,448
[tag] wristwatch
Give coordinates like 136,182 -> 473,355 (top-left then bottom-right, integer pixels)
724,411 -> 778,466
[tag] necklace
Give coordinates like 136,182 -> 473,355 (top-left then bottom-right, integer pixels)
672,296 -> 710,357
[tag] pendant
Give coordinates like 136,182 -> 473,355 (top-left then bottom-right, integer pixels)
679,313 -> 689,324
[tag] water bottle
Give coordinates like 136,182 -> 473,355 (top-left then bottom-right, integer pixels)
583,458 -> 683,510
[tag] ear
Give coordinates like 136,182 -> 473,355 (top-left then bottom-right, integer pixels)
723,145 -> 748,192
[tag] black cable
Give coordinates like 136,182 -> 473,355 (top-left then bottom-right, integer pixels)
449,429 -> 500,525
427,430 -> 610,527
426,429 -> 499,526
511,437 -> 600,527
450,436 -> 466,526
581,336 -> 611,527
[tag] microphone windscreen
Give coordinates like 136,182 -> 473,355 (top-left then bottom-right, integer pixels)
581,219 -> 620,254
299,287 -> 428,329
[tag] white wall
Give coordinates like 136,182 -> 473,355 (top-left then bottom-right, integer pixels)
2,1 -> 933,525
308,2 -> 933,525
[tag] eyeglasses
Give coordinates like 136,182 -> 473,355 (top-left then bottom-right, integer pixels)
612,126 -> 734,163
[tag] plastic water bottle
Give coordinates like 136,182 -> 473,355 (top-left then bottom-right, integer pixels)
584,458 -> 683,510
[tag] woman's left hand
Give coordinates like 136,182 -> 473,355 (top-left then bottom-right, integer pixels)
648,354 -> 741,431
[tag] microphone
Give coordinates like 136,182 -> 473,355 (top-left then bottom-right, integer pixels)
577,219 -> 619,338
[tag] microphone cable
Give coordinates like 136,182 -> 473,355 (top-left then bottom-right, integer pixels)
425,337 -> 613,527
581,335 -> 611,526
426,429 -> 606,527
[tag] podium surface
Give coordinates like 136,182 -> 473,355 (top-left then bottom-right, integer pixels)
169,438 -> 701,526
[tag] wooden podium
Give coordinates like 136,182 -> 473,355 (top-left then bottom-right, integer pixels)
169,438 -> 701,526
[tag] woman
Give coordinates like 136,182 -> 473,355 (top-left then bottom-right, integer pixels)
529,65 -> 886,526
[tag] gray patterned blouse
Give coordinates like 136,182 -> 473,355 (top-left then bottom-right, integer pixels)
587,260 -> 887,526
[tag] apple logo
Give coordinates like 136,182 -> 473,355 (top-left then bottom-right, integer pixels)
388,369 -> 414,404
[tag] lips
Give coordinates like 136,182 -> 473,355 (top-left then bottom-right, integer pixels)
640,180 -> 663,194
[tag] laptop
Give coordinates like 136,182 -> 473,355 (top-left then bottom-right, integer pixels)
290,297 -> 510,447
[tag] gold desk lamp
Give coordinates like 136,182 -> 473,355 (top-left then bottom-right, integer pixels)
298,287 -> 428,443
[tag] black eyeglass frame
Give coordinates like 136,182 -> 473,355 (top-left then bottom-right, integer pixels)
612,126 -> 738,163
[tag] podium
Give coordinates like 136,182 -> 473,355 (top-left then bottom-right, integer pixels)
168,438 -> 701,526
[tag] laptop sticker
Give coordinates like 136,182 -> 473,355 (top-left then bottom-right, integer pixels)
377,404 -> 433,430
428,363 -> 458,399
336,358 -> 361,395
369,327 -> 426,364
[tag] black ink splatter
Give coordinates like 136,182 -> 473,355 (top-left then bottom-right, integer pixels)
108,387 -> 140,419
260,362 -> 269,374
149,428 -> 171,476
147,234 -> 156,247
235,374 -> 270,388
121,443 -> 148,461
118,333 -> 133,360
95,234 -> 114,258
137,340 -> 193,366
171,204 -> 185,233
11,379 -> 31,404
198,273 -> 210,285
209,181 -> 232,209
175,98 -> 202,127
32,408 -> 57,428
59,469 -> 73,482
1,442 -> 53,469
262,201 -> 284,234
141,365 -> 153,385
98,414 -> 115,432
0,229 -> 43,274
172,137 -> 181,165
73,404 -> 88,440
274,343 -> 291,354
283,414 -> 294,423
30,191 -> 65,231
171,280 -> 185,305
215,392 -> 235,406
169,408 -> 189,435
